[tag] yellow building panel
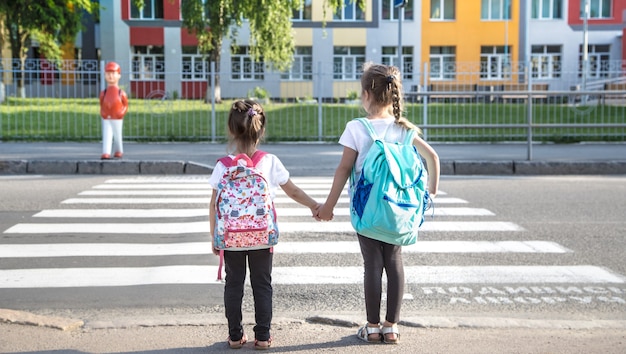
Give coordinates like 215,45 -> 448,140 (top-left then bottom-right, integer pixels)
333,81 -> 361,98
421,0 -> 520,84
280,81 -> 315,99
293,28 -> 314,46
333,28 -> 367,46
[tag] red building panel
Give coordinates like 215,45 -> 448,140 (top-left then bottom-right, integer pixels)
181,28 -> 199,46
568,0 -> 626,25
131,81 -> 165,99
130,27 -> 164,46
164,0 -> 180,20
121,0 -> 130,20
181,81 -> 208,99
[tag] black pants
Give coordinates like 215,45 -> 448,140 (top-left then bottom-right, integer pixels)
357,234 -> 404,324
223,248 -> 273,341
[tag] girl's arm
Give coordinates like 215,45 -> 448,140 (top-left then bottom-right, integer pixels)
318,146 -> 358,220
280,180 -> 320,216
209,190 -> 219,255
413,135 -> 440,198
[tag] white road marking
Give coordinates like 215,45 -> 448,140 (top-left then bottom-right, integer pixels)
60,197 -> 466,205
32,207 -> 491,218
33,209 -> 210,218
4,221 -> 524,234
0,241 -> 568,258
0,265 -> 621,288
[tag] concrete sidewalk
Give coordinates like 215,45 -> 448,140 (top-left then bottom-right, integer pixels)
2,317 -> 626,353
1,141 -> 626,175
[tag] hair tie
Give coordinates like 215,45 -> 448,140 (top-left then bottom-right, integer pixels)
247,108 -> 257,117
386,75 -> 396,83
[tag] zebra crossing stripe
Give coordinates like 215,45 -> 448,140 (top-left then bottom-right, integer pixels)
60,197 -> 467,205
0,265 -> 622,288
0,241 -> 568,258
4,221 -> 524,234
32,207 -> 492,218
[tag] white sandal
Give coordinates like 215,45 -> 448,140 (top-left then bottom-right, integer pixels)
356,323 -> 382,343
382,324 -> 400,344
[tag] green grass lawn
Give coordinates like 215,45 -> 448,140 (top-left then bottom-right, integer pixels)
1,97 -> 624,142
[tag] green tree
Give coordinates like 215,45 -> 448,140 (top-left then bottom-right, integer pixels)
0,0 -> 98,97
133,0 -> 363,103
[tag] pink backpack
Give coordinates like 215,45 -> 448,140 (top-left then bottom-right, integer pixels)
213,151 -> 278,279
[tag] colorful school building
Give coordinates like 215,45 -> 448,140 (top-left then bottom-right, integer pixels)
13,0 -> 626,99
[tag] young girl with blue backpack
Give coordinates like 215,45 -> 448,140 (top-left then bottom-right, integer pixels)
209,99 -> 320,350
317,63 -> 440,344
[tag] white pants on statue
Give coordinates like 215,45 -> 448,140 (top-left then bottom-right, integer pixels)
101,119 -> 123,155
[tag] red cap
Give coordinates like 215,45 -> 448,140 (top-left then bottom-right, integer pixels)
105,62 -> 121,73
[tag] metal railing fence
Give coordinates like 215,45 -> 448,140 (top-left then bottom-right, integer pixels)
1,59 -> 625,153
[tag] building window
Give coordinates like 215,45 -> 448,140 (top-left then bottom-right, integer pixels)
130,0 -> 164,20
531,45 -> 561,79
531,0 -> 563,19
132,46 -> 165,80
581,0 -> 611,19
382,0 -> 414,20
480,46 -> 511,79
231,46 -> 264,81
481,0 -> 511,20
429,46 -> 456,80
431,0 -> 455,20
292,0 -> 312,21
333,46 -> 365,80
182,46 -> 209,81
381,46 -> 414,80
281,47 -> 313,80
579,44 -> 610,78
334,0 -> 365,21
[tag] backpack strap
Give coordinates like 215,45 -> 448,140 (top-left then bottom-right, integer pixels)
217,150 -> 267,168
355,118 -> 379,141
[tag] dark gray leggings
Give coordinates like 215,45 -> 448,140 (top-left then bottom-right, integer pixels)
357,234 -> 405,324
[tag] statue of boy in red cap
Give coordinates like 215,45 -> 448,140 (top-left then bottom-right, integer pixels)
99,61 -> 129,159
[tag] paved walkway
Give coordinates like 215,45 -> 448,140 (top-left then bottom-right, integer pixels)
1,141 -> 626,175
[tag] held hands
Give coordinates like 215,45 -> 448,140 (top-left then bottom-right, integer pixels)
316,203 -> 334,221
310,202 -> 334,221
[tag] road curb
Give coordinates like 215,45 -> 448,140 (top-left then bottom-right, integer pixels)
0,308 -> 84,331
1,159 -> 626,175
3,309 -> 626,331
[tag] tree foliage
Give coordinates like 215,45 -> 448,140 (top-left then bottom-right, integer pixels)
0,0 -> 98,61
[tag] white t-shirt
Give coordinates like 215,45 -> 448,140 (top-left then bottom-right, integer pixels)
208,153 -> 290,199
338,117 -> 410,178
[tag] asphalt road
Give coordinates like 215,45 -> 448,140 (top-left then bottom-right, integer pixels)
1,174 -> 625,353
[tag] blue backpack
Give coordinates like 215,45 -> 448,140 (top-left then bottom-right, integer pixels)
350,118 -> 431,246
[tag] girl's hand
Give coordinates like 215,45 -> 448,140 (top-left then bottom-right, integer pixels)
317,203 -> 334,221
212,246 -> 220,256
311,203 -> 322,221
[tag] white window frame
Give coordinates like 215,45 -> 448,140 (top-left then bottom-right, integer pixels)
130,0 -> 163,20
581,0 -> 612,19
579,44 -> 611,78
231,46 -> 265,81
429,46 -> 456,80
131,46 -> 165,80
481,0 -> 512,20
334,0 -> 365,21
382,0 -> 415,20
292,0 -> 312,21
181,47 -> 209,81
333,46 -> 365,80
381,46 -> 414,80
281,47 -> 313,80
531,45 -> 562,79
431,0 -> 455,21
480,46 -> 512,80
531,0 -> 563,19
